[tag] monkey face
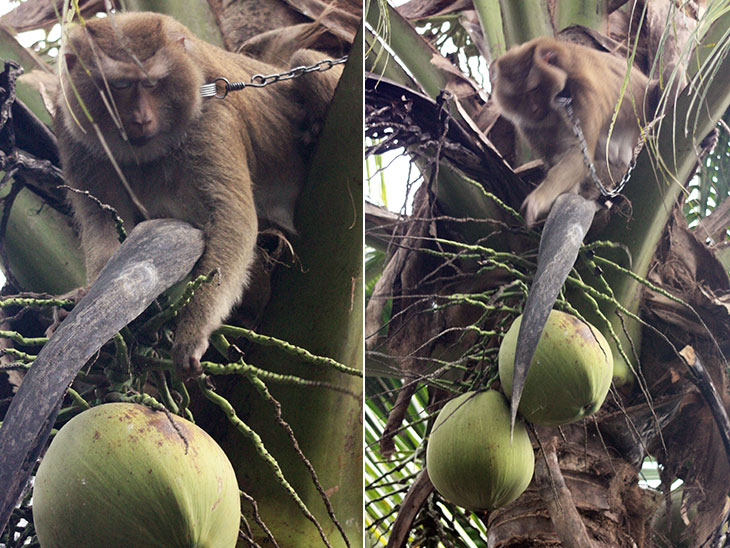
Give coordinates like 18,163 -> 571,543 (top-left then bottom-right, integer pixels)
59,15 -> 204,164
492,38 -> 569,128
107,77 -> 164,146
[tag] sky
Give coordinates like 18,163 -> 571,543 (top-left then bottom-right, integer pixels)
0,1 -> 58,45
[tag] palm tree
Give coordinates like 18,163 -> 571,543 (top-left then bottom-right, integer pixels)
0,2 -> 363,547
365,1 -> 730,546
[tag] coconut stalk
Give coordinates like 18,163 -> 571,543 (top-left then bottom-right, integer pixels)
121,0 -> 224,47
471,0 -> 506,59
497,0 -> 550,45
554,0 -> 608,32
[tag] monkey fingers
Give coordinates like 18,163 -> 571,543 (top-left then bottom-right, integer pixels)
180,356 -> 204,381
172,330 -> 208,380
521,186 -> 559,227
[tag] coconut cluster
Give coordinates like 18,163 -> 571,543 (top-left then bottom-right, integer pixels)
426,310 -> 613,511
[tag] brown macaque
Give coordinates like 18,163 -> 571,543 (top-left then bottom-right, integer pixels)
491,37 -> 653,226
55,12 -> 342,377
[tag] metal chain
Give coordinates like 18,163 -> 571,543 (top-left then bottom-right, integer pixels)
556,96 -> 645,199
200,56 -> 348,99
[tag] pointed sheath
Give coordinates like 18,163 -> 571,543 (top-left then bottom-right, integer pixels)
509,193 -> 598,437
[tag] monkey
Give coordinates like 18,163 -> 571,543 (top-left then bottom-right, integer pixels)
490,36 -> 653,226
54,12 -> 342,378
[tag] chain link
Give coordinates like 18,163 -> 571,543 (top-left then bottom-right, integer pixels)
556,96 -> 645,199
200,56 -> 348,99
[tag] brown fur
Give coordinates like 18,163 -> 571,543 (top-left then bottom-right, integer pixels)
55,12 -> 341,377
491,37 -> 651,226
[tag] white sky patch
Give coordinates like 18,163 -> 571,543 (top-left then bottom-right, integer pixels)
0,1 -> 15,16
0,1 -> 62,49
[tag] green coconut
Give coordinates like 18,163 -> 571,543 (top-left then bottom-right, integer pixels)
33,403 -> 240,548
499,309 -> 613,426
426,390 -> 534,510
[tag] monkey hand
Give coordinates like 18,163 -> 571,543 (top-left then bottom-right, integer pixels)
521,186 -> 555,227
171,328 -> 208,380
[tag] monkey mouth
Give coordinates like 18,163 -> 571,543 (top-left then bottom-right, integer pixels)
128,135 -> 153,146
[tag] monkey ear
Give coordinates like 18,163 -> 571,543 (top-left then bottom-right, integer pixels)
64,53 -> 77,72
535,43 -> 559,66
540,48 -> 558,65
171,33 -> 192,52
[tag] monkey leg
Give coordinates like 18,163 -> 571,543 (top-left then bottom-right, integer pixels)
67,191 -> 129,282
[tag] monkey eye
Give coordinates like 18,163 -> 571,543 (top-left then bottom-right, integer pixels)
109,80 -> 133,90
141,78 -> 159,88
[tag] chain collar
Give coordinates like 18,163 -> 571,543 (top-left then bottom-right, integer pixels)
200,56 -> 348,99
556,95 -> 645,199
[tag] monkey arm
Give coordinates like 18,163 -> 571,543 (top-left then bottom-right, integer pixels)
521,147 -> 588,226
171,181 -> 258,378
521,91 -> 606,226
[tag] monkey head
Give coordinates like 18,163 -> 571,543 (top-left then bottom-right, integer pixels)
491,37 -> 571,129
59,13 -> 205,164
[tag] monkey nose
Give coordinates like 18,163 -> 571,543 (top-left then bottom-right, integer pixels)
127,119 -> 156,144
131,116 -> 152,130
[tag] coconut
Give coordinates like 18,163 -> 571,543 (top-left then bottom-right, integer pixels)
499,309 -> 613,426
426,390 -> 534,510
33,403 -> 240,548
